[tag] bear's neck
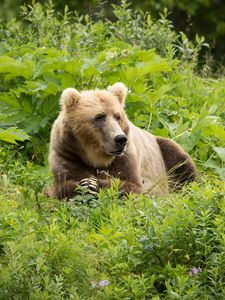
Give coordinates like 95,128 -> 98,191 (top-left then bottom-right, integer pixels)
82,146 -> 115,169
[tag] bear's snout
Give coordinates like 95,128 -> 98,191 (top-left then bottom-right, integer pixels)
114,134 -> 127,150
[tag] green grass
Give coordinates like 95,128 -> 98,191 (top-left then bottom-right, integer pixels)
0,2 -> 225,299
0,174 -> 224,299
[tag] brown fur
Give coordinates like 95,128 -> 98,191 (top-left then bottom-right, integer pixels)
46,83 -> 196,200
156,137 -> 197,190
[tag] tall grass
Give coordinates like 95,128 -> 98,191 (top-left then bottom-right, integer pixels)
0,1 -> 224,298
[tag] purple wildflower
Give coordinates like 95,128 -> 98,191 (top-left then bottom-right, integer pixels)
91,279 -> 111,289
189,267 -> 203,276
192,267 -> 198,275
98,280 -> 110,287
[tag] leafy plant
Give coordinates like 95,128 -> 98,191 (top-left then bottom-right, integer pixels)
0,174 -> 224,299
0,1 -> 224,176
0,127 -> 29,144
0,3 -> 224,298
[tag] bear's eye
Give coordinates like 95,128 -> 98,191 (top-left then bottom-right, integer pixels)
114,114 -> 121,121
95,114 -> 106,121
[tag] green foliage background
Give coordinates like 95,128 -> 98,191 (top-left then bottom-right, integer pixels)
0,1 -> 224,176
1,0 -> 225,64
0,1 -> 225,299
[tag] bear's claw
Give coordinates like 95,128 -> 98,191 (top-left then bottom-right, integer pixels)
80,177 -> 98,195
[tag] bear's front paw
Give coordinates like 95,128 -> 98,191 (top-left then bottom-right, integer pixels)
96,170 -> 112,180
79,176 -> 99,196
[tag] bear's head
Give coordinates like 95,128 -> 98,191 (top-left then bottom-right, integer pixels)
60,82 -> 129,167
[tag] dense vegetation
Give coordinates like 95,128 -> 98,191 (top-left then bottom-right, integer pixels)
1,0 -> 225,64
0,2 -> 225,299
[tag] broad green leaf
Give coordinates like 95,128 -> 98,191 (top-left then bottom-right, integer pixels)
214,167 -> 225,180
0,56 -> 33,80
193,115 -> 219,133
136,60 -> 171,76
213,147 -> 225,162
0,92 -> 21,108
60,73 -> 76,89
146,84 -> 172,104
0,127 -> 29,144
204,124 -> 225,142
135,49 -> 156,61
176,131 -> 201,152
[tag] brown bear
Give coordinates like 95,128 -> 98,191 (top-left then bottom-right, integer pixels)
47,82 -> 196,199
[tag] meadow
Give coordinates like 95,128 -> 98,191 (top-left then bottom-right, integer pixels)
0,2 -> 224,299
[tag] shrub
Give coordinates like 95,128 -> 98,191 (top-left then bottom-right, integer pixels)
0,2 -> 224,298
0,2 -> 224,176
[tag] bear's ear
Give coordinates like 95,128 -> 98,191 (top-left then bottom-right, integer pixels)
60,88 -> 81,108
107,82 -> 128,106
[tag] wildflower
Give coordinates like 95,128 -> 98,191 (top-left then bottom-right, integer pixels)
91,279 -> 110,288
189,267 -> 203,276
98,280 -> 110,287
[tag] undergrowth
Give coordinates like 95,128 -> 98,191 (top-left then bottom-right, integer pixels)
0,169 -> 224,299
0,1 -> 224,177
0,1 -> 225,299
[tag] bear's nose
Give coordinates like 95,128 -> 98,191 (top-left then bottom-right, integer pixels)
114,134 -> 127,147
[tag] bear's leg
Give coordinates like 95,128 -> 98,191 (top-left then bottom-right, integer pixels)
96,170 -> 142,194
45,180 -> 80,200
46,177 -> 108,200
156,137 -> 197,190
98,179 -> 141,194
119,181 -> 142,194
45,176 -> 141,200
47,177 -> 103,200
